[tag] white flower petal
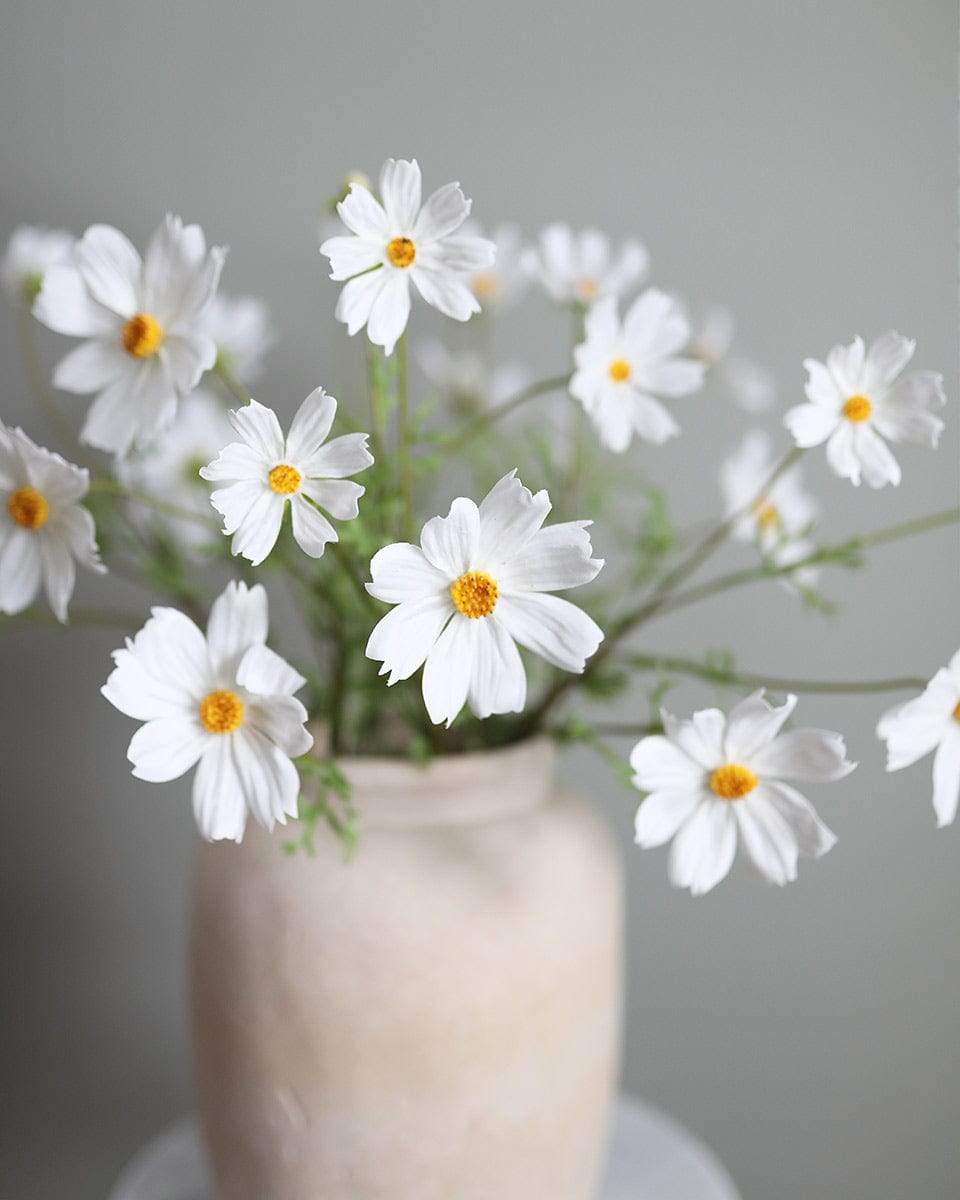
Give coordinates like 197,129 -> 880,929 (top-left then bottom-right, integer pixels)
477,470 -> 551,567
623,289 -> 689,357
380,158 -> 422,230
763,781 -> 837,858
497,520 -> 603,592
229,399 -> 285,462
285,388 -> 337,461
335,269 -> 389,336
206,580 -> 268,679
320,234 -> 383,281
932,725 -> 960,827
784,402 -> 839,448
192,736 -> 248,842
52,339 -> 127,394
878,671 -> 959,770
366,594 -> 453,684
467,616 -> 527,719
662,708 -> 726,770
300,478 -> 364,521
420,496 -> 480,577
77,224 -> 141,316
290,494 -> 338,557
734,792 -> 798,886
33,266 -> 117,337
366,270 -> 411,355
334,185 -> 389,240
494,592 -> 603,673
853,424 -> 901,488
421,613 -> 474,726
367,542 -> 450,604
143,215 -> 224,323
411,267 -> 480,322
228,488 -> 285,565
161,332 -> 217,395
430,232 -> 495,273
826,336 -> 865,395
629,391 -> 681,445
668,800 -> 737,896
128,715 -> 207,782
0,526 -> 41,614
236,643 -> 307,697
723,690 -> 797,761
231,726 -> 301,831
638,357 -> 705,398
802,357 -> 842,408
751,727 -> 856,782
38,527 -> 76,622
80,357 -> 177,458
629,734 -> 705,794
633,789 -> 702,848
102,607 -> 210,721
301,432 -> 374,480
582,296 -> 620,346
244,695 -> 313,759
864,330 -> 915,390
413,181 -> 471,243
825,421 -> 861,484
200,443 -> 266,484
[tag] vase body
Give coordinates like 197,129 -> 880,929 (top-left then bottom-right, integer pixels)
191,737 -> 624,1200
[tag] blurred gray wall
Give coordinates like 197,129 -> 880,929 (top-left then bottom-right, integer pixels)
1,1 -> 957,1197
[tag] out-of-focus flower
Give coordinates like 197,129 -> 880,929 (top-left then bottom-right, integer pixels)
1,226 -> 75,307
201,294 -> 276,384
522,223 -> 649,306
463,221 -> 527,308
690,304 -> 775,413
417,340 -> 530,417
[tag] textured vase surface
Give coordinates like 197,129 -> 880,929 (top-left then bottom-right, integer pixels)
191,736 -> 624,1200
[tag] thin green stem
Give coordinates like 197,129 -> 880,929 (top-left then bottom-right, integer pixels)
0,606 -> 141,631
396,334 -> 413,540
366,342 -> 389,459
444,374 -> 571,451
329,541 -> 380,617
16,307 -> 83,455
625,652 -> 928,696
213,360 -> 253,405
89,478 -> 215,527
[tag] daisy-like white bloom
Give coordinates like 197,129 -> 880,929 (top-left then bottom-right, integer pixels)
33,215 -> 226,458
569,290 -> 706,452
116,390 -> 233,552
877,651 -> 960,827
1,226 -> 75,307
200,389 -> 373,566
631,691 -> 855,895
690,304 -> 775,413
719,430 -> 819,556
320,158 -> 496,356
784,332 -> 945,488
463,221 -> 527,308
522,223 -> 649,307
102,581 -> 312,842
0,421 -> 105,621
366,471 -> 604,727
201,293 -> 276,384
417,340 -> 530,418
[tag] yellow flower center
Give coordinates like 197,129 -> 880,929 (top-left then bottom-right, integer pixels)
577,278 -> 598,301
199,689 -> 245,735
450,570 -> 499,619
953,701 -> 960,723
752,501 -> 780,531
473,272 -> 499,298
121,312 -> 164,358
710,763 -> 759,801
387,237 -> 416,268
268,463 -> 302,495
7,486 -> 50,530
609,358 -> 631,383
843,394 -> 872,423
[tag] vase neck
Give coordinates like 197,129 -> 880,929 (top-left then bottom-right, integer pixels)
337,737 -> 556,830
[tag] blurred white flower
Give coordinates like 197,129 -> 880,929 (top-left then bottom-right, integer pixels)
631,691 -> 855,895
522,223 -> 649,306
201,294 -> 276,384
102,580 -> 313,842
116,389 -> 233,552
366,471 -> 604,727
34,215 -> 225,458
462,221 -> 527,308
690,304 -> 775,413
570,290 -> 705,452
1,226 -> 75,307
0,421 -> 104,621
784,332 -> 945,488
200,389 -> 373,566
320,158 -> 495,355
417,340 -> 530,415
877,652 -> 960,827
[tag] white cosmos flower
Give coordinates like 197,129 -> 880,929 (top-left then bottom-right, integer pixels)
631,691 -> 855,895
719,430 -> 819,575
320,158 -> 495,356
522,223 -> 649,307
877,652 -> 960,827
201,293 -> 276,384
116,390 -> 233,552
33,215 -> 225,458
102,580 -> 313,842
417,340 -> 530,417
784,332 -> 945,488
200,389 -> 373,566
0,421 -> 105,621
690,304 -> 775,413
462,221 -> 527,308
365,471 -> 604,727
1,226 -> 76,307
570,290 -> 706,452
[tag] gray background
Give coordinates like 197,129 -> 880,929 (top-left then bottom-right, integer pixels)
1,1 -> 957,1197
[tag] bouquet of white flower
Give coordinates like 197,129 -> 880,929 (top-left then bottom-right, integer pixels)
3,156 -> 956,899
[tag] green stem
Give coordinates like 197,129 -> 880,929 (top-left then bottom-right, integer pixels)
366,342 -> 389,459
625,652 -> 928,696
444,373 -> 571,451
213,360 -> 253,405
0,605 -> 140,631
329,541 -> 380,617
16,307 -> 83,455
89,478 -> 215,527
396,334 -> 413,540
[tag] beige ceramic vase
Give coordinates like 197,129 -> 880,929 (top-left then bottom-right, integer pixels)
191,736 -> 624,1200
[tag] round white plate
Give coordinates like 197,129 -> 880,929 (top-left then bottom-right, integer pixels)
108,1095 -> 741,1200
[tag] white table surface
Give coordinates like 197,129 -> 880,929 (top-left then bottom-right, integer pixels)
107,1095 -> 741,1200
